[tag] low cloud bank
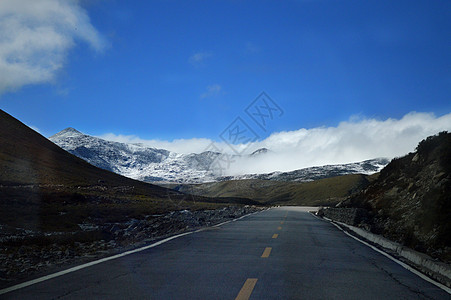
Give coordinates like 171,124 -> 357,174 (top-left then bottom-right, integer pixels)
100,112 -> 451,175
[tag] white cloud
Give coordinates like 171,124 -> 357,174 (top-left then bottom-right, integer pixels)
98,133 -> 215,155
0,0 -> 107,94
200,84 -> 222,99
188,52 -> 211,66
99,112 -> 451,175
229,112 -> 451,174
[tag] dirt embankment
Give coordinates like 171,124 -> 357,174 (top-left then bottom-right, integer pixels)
320,132 -> 451,263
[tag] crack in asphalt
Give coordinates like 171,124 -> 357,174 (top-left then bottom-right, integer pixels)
364,256 -> 434,300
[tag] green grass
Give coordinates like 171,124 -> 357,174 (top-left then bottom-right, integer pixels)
176,173 -> 370,206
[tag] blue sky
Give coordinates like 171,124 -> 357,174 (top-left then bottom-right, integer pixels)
1,0 -> 450,168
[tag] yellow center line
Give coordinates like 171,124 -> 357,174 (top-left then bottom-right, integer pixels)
277,226 -> 282,230
235,278 -> 258,300
261,247 -> 272,258
272,233 -> 279,239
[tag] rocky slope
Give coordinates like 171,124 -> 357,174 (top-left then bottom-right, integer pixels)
323,132 -> 451,262
49,128 -> 389,183
0,206 -> 262,288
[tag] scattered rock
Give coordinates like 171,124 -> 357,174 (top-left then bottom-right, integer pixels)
0,205 -> 263,288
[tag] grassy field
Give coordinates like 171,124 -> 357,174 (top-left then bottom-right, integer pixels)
170,173 -> 372,206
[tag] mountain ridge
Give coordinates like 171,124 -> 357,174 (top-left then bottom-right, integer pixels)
49,128 -> 390,183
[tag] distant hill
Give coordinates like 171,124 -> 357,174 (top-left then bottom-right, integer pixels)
218,158 -> 388,182
170,173 -> 375,206
335,132 -> 451,262
49,127 -> 230,183
49,128 -> 389,183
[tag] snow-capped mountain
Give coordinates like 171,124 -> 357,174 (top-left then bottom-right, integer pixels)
50,128 -> 224,183
49,128 -> 390,183
218,158 -> 390,182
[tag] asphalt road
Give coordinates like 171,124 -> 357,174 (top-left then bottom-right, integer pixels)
2,207 -> 449,299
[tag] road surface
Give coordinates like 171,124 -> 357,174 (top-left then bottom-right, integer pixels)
2,207 -> 449,299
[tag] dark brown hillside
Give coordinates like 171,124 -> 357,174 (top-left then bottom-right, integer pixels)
0,109 -> 166,195
331,132 -> 451,262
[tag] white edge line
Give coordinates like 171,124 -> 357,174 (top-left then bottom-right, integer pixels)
317,214 -> 451,294
0,208 -> 267,296
212,209 -> 266,228
0,232 -> 192,295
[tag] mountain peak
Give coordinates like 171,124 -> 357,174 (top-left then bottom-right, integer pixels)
62,127 -> 81,133
49,128 -> 390,184
51,127 -> 83,139
250,148 -> 269,156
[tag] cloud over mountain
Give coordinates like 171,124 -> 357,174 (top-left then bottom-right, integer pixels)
99,112 -> 451,174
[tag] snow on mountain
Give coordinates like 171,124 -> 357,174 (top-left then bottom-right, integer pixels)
218,158 -> 390,182
49,128 -> 390,183
50,128 -> 227,183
